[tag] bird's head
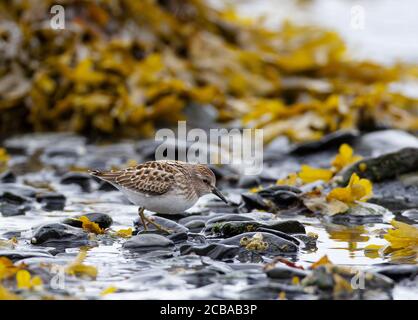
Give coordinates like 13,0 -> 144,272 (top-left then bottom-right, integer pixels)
191,164 -> 228,203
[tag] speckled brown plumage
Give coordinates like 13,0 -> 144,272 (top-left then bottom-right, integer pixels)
90,160 -> 189,195
89,160 -> 227,224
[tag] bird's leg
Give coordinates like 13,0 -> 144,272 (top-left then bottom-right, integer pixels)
145,217 -> 172,234
138,207 -> 171,234
138,207 -> 148,231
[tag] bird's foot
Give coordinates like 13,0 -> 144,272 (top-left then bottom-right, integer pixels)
138,208 -> 171,234
145,217 -> 172,234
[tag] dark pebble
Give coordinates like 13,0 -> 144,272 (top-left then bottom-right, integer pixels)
123,234 -> 174,252
180,243 -> 240,260
266,265 -> 309,279
339,147 -> 418,184
0,202 -> 27,217
63,212 -> 113,229
0,170 -> 16,183
134,215 -> 188,235
220,232 -> 299,255
0,184 -> 37,198
205,214 -> 255,229
0,250 -> 53,262
60,172 -> 92,192
372,264 -> 418,281
184,220 -> 206,232
31,223 -> 90,247
211,220 -> 305,238
0,191 -> 30,216
36,192 -> 66,211
0,191 -> 29,205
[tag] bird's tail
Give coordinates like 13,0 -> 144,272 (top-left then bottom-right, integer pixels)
88,169 -> 119,182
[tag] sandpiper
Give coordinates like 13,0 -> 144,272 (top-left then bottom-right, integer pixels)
90,160 -> 228,233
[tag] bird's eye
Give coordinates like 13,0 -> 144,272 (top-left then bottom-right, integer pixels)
202,178 -> 210,184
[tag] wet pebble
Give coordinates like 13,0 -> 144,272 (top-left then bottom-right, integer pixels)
205,214 -> 255,229
210,220 -> 305,238
372,264 -> 418,281
0,250 -> 53,262
0,184 -> 37,198
339,147 -> 418,184
0,191 -> 30,217
60,172 -> 92,192
36,192 -> 66,211
31,223 -> 90,247
63,212 -> 113,229
400,208 -> 418,221
183,220 -> 206,232
220,232 -> 299,255
346,202 -> 392,217
135,215 -> 188,243
241,185 -> 303,213
0,170 -> 16,183
123,234 -> 174,252
266,265 -> 309,279
180,243 -> 240,260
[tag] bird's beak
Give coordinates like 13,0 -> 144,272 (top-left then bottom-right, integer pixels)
211,186 -> 228,204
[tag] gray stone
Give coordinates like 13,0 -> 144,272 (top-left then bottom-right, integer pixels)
123,234 -> 174,252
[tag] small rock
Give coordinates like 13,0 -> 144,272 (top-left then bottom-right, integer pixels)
372,264 -> 418,281
36,192 -> 66,211
241,185 -> 303,213
0,250 -> 53,262
401,209 -> 418,221
183,220 -> 206,232
205,214 -> 255,229
0,191 -> 30,217
240,192 -> 272,212
210,220 -> 305,238
0,170 -> 16,183
237,175 -> 261,189
266,265 -> 309,279
123,234 -> 174,252
0,191 -> 29,205
262,220 -> 306,234
0,184 -> 37,198
63,212 -> 113,229
220,232 -> 299,255
60,172 -> 92,192
0,202 -> 27,217
134,215 -> 188,235
31,223 -> 90,247
346,202 -> 392,217
180,243 -> 240,260
339,147 -> 418,184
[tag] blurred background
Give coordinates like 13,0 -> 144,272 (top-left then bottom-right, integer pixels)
0,0 -> 417,301
1,0 -> 417,142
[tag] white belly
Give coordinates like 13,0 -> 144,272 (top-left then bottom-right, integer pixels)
118,187 -> 197,214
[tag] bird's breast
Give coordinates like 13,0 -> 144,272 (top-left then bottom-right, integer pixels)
118,187 -> 198,214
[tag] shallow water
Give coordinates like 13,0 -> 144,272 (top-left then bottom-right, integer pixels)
1,132 -> 417,300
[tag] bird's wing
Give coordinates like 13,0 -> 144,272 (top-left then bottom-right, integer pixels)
91,162 -> 177,195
